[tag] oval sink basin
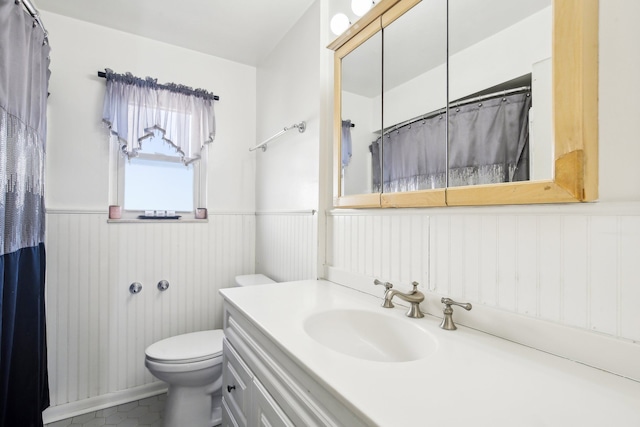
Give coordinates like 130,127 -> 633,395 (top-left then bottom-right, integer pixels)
303,309 -> 437,362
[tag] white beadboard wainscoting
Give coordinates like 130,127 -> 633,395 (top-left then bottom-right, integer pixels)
255,210 -> 318,282
326,202 -> 640,380
43,211 -> 255,422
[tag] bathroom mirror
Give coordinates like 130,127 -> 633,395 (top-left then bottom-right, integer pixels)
447,0 -> 552,188
379,0 -> 447,202
329,0 -> 598,208
340,28 -> 382,199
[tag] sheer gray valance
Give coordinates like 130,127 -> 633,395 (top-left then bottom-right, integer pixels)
371,91 -> 531,192
101,69 -> 217,165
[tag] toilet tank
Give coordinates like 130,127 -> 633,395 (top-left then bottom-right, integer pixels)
234,274 -> 275,287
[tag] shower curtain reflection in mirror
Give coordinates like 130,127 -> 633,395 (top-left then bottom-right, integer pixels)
371,89 -> 531,192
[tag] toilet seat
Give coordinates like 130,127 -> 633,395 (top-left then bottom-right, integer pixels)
145,330 -> 224,364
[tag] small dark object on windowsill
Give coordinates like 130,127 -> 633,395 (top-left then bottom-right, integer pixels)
137,215 -> 182,220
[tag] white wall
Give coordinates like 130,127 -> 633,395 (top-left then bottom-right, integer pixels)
44,212 -> 255,418
448,7 -> 551,100
255,3 -> 320,213
41,11 -> 258,419
43,12 -> 256,212
254,2 -> 321,281
598,0 -> 640,201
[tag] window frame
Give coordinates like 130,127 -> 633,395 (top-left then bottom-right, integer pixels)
109,135 -> 208,221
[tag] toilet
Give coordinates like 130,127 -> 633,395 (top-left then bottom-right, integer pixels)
144,274 -> 275,427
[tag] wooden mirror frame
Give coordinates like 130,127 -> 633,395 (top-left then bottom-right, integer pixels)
328,0 -> 598,208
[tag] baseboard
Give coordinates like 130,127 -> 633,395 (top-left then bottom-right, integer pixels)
42,382 -> 168,424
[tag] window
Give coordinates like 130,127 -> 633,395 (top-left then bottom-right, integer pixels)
123,129 -> 197,212
110,130 -> 207,218
102,68 -> 216,220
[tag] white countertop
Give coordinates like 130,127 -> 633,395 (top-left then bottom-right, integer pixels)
220,280 -> 640,427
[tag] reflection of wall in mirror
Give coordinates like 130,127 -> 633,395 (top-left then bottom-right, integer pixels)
379,7 -> 551,128
381,6 -> 554,182
448,7 -> 551,100
530,57 -> 553,181
380,64 -> 447,129
450,6 -> 553,182
342,91 -> 376,195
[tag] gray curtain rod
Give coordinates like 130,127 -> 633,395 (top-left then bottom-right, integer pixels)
97,71 -> 220,101
382,109 -> 445,135
21,0 -> 48,42
451,85 -> 531,108
382,85 -> 531,135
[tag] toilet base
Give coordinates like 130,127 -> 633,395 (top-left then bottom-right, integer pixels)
163,382 -> 222,427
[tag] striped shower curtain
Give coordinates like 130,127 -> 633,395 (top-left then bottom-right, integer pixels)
0,0 -> 50,425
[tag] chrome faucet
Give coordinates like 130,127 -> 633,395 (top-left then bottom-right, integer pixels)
374,280 -> 425,318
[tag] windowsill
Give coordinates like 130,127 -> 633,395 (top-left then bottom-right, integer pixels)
107,218 -> 208,224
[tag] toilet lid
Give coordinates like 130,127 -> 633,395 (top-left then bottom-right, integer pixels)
145,330 -> 224,364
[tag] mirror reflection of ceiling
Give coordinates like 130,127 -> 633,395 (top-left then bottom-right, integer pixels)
342,0 -> 551,98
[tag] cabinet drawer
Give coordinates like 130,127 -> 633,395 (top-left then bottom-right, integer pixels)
252,379 -> 295,427
222,338 -> 252,426
221,398 -> 240,427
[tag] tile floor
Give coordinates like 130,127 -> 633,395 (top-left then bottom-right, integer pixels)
45,394 -> 165,427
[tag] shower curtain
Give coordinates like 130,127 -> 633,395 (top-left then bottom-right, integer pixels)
371,91 -> 530,192
0,1 -> 51,426
448,92 -> 531,186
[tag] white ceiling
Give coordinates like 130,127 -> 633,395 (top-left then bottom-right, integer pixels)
33,0 -> 316,66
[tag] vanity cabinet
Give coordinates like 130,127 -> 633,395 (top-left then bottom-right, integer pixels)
220,280 -> 640,426
221,339 -> 252,426
222,339 -> 294,426
221,304 -> 370,427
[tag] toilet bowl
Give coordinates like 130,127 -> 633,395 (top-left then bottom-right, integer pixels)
145,330 -> 225,427
144,274 -> 275,427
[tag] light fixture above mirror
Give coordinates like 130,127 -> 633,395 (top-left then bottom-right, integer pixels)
331,0 -> 381,36
352,0 -> 375,16
330,13 -> 351,36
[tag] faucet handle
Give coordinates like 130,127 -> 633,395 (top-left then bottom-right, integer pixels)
409,281 -> 420,293
440,297 -> 472,330
441,297 -> 472,311
374,279 -> 394,308
373,279 -> 393,290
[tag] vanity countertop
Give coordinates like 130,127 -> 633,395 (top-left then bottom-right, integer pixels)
220,280 -> 640,427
